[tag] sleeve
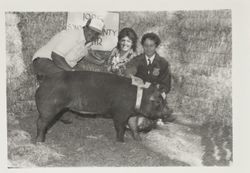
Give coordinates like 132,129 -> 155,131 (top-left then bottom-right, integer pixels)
124,56 -> 141,77
106,48 -> 117,72
158,60 -> 171,94
53,30 -> 79,57
107,48 -> 117,65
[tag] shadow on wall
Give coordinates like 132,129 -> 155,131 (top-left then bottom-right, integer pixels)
6,10 -> 232,126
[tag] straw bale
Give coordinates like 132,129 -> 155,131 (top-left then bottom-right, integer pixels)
180,72 -> 231,125
180,28 -> 232,44
183,69 -> 231,87
142,123 -> 204,166
175,10 -> 231,20
179,17 -> 231,31
9,143 -> 64,166
179,93 -> 231,126
6,11 -> 231,126
183,51 -> 231,67
16,12 -> 67,69
8,159 -> 37,168
7,74 -> 28,89
8,129 -> 64,167
212,76 -> 231,98
120,11 -> 178,30
6,12 -> 67,115
178,66 -> 231,99
210,98 -> 232,126
176,64 -> 214,77
166,92 -> 181,109
16,86 -> 37,101
185,39 -> 231,54
170,63 -> 191,76
190,64 -> 230,78
7,112 -> 20,126
8,130 -> 32,148
172,112 -> 203,126
157,43 -> 183,63
180,82 -> 213,98
6,13 -> 31,115
180,96 -> 214,115
147,34 -> 181,58
171,63 -> 212,78
170,62 -> 231,81
11,100 -> 37,114
9,143 -> 64,167
7,85 -> 37,114
6,13 -> 26,79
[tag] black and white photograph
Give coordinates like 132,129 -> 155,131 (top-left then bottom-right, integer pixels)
1,0 -> 250,170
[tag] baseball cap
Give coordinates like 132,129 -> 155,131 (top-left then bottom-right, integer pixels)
88,18 -> 105,34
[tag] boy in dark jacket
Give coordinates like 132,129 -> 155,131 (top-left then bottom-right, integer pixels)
126,32 -> 175,122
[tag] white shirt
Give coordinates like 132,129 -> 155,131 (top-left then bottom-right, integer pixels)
145,54 -> 156,65
32,29 -> 92,67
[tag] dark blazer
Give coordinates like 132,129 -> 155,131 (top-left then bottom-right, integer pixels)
126,53 -> 171,93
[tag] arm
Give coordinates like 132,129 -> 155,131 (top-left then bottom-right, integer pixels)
84,52 -> 105,65
106,55 -> 114,72
106,48 -> 118,72
51,51 -> 74,71
158,61 -> 171,94
124,56 -> 141,77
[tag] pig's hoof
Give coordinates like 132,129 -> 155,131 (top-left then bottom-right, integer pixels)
133,134 -> 142,141
35,141 -> 44,145
35,139 -> 45,144
35,136 -> 45,143
116,138 -> 125,143
60,118 -> 73,124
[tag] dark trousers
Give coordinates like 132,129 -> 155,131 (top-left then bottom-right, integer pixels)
33,58 -> 63,75
33,58 -> 63,83
74,58 -> 107,72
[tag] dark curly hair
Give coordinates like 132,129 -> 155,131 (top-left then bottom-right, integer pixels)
117,28 -> 138,52
141,32 -> 161,47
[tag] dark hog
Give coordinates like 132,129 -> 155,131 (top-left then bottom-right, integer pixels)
35,71 -> 164,143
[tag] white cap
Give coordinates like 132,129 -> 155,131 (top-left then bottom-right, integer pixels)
88,18 -> 104,34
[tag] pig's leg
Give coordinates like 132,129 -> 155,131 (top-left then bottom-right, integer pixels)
36,108 -> 68,142
113,119 -> 126,142
128,116 -> 141,141
36,116 -> 51,142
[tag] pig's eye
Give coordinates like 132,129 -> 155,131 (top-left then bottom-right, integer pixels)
151,100 -> 161,105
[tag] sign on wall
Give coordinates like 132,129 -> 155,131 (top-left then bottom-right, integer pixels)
67,12 -> 119,51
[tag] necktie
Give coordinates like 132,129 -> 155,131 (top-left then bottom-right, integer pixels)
147,58 -> 152,74
148,58 -> 152,66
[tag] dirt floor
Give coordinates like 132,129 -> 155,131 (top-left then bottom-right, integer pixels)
8,111 -> 232,167
14,112 -> 186,167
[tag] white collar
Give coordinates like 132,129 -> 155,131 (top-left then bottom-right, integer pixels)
145,54 -> 156,65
